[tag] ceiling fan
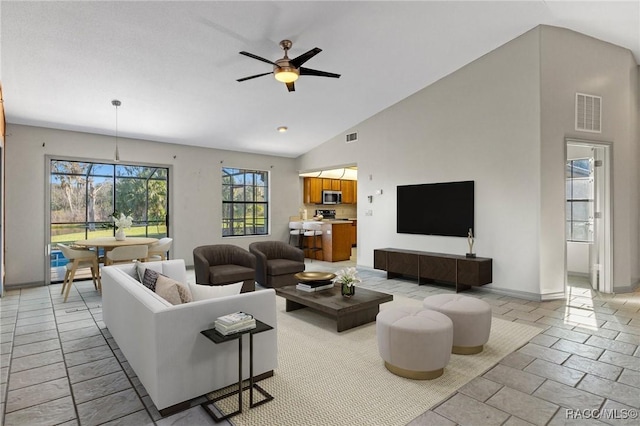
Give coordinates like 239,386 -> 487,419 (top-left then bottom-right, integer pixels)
237,40 -> 340,92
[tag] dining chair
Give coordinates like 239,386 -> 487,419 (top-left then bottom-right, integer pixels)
58,243 -> 101,302
105,245 -> 149,265
147,237 -> 173,261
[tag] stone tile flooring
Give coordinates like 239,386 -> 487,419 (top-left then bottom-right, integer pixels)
1,258 -> 639,425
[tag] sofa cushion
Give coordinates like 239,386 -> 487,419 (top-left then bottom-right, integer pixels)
188,281 -> 243,301
136,261 -> 147,282
142,269 -> 160,291
267,259 -> 305,276
209,264 -> 254,284
155,275 -> 192,305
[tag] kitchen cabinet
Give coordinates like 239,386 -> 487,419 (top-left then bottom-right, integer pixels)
303,177 -> 357,205
350,219 -> 357,246
303,177 -> 323,204
341,180 -> 356,204
321,178 -> 341,190
320,222 -> 352,262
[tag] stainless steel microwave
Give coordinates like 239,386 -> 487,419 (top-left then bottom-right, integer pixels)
322,190 -> 342,204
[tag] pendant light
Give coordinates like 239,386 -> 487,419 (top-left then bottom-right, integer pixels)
111,99 -> 121,162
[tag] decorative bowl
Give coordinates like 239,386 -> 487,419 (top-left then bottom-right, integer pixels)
294,271 -> 336,282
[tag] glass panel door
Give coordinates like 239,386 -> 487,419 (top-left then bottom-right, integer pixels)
49,159 -> 169,283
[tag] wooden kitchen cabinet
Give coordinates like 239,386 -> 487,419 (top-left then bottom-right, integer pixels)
303,177 -> 323,204
321,178 -> 341,190
341,180 -> 356,204
303,177 -> 357,205
350,219 -> 357,246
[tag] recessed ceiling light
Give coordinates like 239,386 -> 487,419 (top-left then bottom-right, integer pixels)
277,126 -> 288,133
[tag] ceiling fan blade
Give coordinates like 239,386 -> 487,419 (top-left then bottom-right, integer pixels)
286,82 -> 295,92
239,51 -> 279,66
299,67 -> 341,78
237,72 -> 273,82
290,47 -> 322,68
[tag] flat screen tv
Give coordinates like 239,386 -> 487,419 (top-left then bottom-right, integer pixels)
397,181 -> 474,237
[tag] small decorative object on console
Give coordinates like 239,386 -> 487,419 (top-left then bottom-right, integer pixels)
334,267 -> 361,298
466,228 -> 476,258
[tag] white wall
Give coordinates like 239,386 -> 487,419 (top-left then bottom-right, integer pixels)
540,26 -> 640,293
567,242 -> 590,275
298,25 -> 640,298
5,124 -> 300,286
299,27 -> 543,297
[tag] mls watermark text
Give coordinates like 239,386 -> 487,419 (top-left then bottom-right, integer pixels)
565,408 -> 638,420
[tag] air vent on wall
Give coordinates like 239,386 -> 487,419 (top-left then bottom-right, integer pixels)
345,132 -> 358,143
576,93 -> 602,133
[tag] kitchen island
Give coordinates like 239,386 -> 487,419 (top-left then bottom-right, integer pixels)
299,220 -> 353,262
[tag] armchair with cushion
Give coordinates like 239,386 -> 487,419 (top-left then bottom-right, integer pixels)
249,241 -> 305,288
193,244 -> 256,293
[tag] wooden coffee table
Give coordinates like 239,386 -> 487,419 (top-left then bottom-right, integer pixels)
274,284 -> 393,332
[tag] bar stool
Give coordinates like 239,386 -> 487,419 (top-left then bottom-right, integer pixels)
288,221 -> 304,248
302,221 -> 323,261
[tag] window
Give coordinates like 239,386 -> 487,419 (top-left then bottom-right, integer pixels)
50,160 -> 169,274
222,167 -> 269,237
566,158 -> 593,242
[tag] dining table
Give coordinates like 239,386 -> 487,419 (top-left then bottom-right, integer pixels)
74,236 -> 159,263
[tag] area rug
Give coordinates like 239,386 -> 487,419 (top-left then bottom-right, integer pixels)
208,295 -> 542,426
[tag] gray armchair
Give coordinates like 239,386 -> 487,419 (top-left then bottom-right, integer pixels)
249,241 -> 305,288
193,245 -> 256,293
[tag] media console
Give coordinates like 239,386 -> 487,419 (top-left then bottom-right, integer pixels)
373,248 -> 492,293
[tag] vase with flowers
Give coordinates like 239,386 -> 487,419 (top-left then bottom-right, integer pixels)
113,213 -> 133,241
334,267 -> 361,298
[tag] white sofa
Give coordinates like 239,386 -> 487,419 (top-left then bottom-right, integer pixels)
101,259 -> 278,413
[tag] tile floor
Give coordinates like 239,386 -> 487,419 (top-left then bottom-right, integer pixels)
1,255 -> 639,425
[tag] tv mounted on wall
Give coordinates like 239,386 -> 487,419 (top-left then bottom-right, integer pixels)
397,180 -> 474,237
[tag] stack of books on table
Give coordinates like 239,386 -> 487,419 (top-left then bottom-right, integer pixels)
214,311 -> 256,335
296,280 -> 334,292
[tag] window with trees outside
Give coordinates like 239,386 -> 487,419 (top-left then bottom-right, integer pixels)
222,167 -> 269,237
566,158 -> 593,243
50,160 -> 169,275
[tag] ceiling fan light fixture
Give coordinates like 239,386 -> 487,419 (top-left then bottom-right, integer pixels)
274,68 -> 299,83
277,126 -> 288,133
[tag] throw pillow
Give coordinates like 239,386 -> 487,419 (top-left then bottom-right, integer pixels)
142,269 -> 160,292
136,261 -> 147,282
188,281 -> 243,301
155,275 -> 193,305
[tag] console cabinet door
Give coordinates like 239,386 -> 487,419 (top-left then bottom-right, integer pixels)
420,255 -> 456,282
457,259 -> 493,286
373,249 -> 386,270
388,252 -> 419,277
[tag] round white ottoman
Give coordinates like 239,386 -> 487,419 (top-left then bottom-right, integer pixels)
376,306 -> 453,380
422,294 -> 492,355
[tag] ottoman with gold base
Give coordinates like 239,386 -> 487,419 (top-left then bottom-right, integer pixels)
423,294 -> 492,355
376,306 -> 453,380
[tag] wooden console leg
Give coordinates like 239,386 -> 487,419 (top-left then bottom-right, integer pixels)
456,283 -> 471,293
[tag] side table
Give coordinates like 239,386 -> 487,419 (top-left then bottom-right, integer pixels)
200,319 -> 274,422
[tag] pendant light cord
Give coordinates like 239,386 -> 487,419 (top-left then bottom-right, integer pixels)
112,99 -> 121,162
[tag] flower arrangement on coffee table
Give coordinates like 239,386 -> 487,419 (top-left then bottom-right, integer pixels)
333,267 -> 361,298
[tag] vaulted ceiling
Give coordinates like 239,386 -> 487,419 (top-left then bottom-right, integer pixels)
2,1 -> 638,157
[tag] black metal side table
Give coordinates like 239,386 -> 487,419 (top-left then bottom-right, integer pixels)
200,319 -> 274,422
